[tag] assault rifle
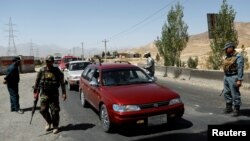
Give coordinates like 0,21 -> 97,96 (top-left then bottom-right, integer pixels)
30,86 -> 39,124
219,89 -> 224,96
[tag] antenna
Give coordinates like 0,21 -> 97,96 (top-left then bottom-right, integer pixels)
6,17 -> 17,56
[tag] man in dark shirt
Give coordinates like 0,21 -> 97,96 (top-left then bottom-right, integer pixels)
3,56 -> 24,114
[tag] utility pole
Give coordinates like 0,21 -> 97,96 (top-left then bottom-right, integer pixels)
6,17 -> 17,56
30,40 -> 34,56
81,42 -> 84,60
102,39 -> 108,62
36,48 -> 39,58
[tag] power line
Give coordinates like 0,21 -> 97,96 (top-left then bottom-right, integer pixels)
124,0 -> 190,39
108,0 -> 179,41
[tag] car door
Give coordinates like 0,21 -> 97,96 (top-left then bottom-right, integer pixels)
88,69 -> 101,109
80,66 -> 92,103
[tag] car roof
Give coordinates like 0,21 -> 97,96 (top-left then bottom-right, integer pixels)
88,63 -> 138,70
69,60 -> 90,64
62,55 -> 77,58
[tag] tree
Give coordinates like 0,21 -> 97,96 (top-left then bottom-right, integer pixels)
102,51 -> 105,58
155,2 -> 188,67
207,0 -> 237,70
112,51 -> 118,57
107,51 -> 111,56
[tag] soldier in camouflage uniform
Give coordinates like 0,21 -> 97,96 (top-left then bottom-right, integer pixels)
222,42 -> 244,117
33,55 -> 67,134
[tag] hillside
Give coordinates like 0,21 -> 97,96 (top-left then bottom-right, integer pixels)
126,22 -> 250,69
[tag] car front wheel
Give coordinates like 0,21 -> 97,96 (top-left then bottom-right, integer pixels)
80,90 -> 88,107
100,104 -> 113,132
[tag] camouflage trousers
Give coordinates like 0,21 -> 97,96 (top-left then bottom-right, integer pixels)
223,75 -> 241,107
40,90 -> 60,127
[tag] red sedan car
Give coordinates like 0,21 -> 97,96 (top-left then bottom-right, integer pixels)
79,62 -> 184,132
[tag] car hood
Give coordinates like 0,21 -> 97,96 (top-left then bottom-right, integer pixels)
101,83 -> 180,105
67,70 -> 83,76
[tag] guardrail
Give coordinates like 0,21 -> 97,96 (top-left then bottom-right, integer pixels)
138,63 -> 250,89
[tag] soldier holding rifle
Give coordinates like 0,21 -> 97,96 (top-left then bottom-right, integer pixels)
33,55 -> 67,134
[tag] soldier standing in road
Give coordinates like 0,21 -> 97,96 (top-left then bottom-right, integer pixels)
143,51 -> 155,77
3,56 -> 24,114
222,42 -> 244,117
33,55 -> 67,134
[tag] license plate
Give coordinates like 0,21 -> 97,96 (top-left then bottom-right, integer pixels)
148,114 -> 167,126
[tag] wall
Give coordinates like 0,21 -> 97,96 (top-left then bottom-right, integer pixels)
138,63 -> 250,89
0,56 -> 35,75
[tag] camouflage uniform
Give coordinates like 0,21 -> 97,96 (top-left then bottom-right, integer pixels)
222,42 -> 244,116
34,60 -> 66,128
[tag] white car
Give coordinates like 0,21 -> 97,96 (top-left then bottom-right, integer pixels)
64,60 -> 90,90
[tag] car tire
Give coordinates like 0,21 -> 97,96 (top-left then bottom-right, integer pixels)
80,90 -> 88,107
100,104 -> 113,132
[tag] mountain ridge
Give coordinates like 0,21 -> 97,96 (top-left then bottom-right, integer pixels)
126,22 -> 250,68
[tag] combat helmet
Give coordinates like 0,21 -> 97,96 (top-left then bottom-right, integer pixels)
45,55 -> 54,62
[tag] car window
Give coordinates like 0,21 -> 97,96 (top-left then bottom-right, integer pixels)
83,62 -> 90,69
102,68 -> 151,86
85,68 -> 96,81
82,67 -> 91,79
54,60 -> 61,64
91,69 -> 99,84
63,58 -> 77,63
69,62 -> 90,71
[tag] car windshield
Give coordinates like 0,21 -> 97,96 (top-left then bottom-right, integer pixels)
102,68 -> 153,86
63,58 -> 77,63
54,60 -> 61,64
69,62 -> 89,71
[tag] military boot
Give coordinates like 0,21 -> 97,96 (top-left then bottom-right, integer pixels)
232,106 -> 240,117
53,126 -> 59,134
45,123 -> 52,131
223,103 -> 233,114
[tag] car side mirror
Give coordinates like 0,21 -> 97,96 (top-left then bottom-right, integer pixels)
89,80 -> 98,87
150,76 -> 157,82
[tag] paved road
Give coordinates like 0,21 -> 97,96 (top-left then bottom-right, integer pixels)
0,72 -> 249,141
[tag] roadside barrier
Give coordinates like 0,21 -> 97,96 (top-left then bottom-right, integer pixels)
0,56 -> 35,75
138,63 -> 250,89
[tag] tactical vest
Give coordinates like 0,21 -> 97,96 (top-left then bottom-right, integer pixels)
39,67 -> 61,91
222,52 -> 238,73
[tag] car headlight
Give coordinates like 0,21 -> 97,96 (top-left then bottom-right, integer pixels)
169,98 -> 182,105
113,104 -> 141,112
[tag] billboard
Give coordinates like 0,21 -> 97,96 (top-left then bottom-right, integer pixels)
207,13 -> 218,39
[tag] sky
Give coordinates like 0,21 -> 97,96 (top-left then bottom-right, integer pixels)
0,0 -> 250,57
